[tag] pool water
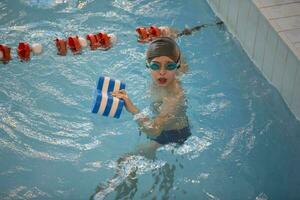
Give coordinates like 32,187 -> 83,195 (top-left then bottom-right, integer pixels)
1,0 -> 300,199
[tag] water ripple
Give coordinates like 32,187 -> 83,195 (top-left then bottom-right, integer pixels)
36,82 -> 78,106
0,138 -> 59,160
160,136 -> 212,160
1,186 -> 51,200
221,111 -> 256,159
92,156 -> 166,200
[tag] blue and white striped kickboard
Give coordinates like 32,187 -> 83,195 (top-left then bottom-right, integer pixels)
91,76 -> 126,118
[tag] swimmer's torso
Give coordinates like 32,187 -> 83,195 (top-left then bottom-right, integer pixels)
150,82 -> 189,131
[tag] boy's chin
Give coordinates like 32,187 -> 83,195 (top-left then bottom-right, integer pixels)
156,82 -> 168,87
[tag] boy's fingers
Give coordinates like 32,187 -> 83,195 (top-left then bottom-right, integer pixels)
111,93 -> 120,97
111,90 -> 126,95
119,89 -> 126,94
111,91 -> 122,95
112,93 -> 126,100
111,91 -> 128,101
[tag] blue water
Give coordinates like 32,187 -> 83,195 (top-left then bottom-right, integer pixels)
1,0 -> 300,199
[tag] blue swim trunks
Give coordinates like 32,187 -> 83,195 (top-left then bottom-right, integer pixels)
150,127 -> 191,145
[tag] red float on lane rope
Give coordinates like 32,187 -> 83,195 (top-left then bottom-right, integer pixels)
86,33 -> 100,50
149,25 -> 161,37
136,27 -> 149,43
97,32 -> 111,50
0,44 -> 12,64
55,38 -> 67,56
136,25 -> 163,43
68,36 -> 81,54
17,42 -> 30,61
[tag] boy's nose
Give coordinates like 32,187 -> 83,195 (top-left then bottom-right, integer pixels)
159,68 -> 166,75
159,67 -> 167,75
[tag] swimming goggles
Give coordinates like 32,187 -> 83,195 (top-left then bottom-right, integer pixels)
146,61 -> 179,71
146,55 -> 181,71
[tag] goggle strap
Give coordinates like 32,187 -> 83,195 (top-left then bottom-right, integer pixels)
175,53 -> 181,69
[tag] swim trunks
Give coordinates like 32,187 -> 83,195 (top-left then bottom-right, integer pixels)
150,126 -> 191,145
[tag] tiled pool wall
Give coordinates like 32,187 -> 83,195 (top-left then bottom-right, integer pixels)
207,0 -> 300,121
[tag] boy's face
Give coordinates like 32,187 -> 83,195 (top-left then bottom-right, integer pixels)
149,56 -> 178,87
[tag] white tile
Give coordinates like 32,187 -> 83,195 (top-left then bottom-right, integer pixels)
252,0 -> 263,8
207,0 -> 220,11
216,0 -> 220,9
236,0 -> 251,46
282,51 -> 299,105
296,48 -> 300,59
253,15 -> 270,70
214,0 -> 220,8
227,0 -> 240,33
254,0 -> 300,7
219,0 -> 230,20
279,31 -> 300,60
274,16 -> 300,31
271,38 -> 289,92
262,27 -> 279,80
284,29 -> 300,43
260,2 -> 300,19
295,43 -> 300,57
244,2 -> 260,57
291,61 -> 300,120
269,19 -> 282,32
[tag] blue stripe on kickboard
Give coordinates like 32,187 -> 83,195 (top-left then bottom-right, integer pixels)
120,82 -> 125,90
107,79 -> 115,93
114,99 -> 124,118
91,90 -> 102,113
96,76 -> 105,91
112,81 -> 125,118
103,96 -> 113,116
97,76 -> 125,93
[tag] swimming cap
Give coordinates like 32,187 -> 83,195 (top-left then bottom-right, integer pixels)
146,37 -> 180,63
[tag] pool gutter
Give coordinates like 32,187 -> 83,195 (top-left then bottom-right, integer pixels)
207,0 -> 300,121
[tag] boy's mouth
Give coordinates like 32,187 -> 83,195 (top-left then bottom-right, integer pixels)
157,77 -> 167,84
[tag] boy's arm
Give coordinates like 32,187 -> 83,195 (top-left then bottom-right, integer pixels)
134,95 -> 181,137
133,111 -> 172,138
111,90 -> 178,138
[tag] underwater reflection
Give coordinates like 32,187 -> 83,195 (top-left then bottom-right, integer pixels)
141,163 -> 176,200
90,141 -> 178,200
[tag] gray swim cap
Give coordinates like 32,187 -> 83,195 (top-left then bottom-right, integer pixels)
146,37 -> 180,63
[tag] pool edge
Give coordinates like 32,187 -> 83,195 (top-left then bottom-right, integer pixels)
207,0 -> 300,121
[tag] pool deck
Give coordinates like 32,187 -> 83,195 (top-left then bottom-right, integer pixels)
207,0 -> 300,121
254,0 -> 300,59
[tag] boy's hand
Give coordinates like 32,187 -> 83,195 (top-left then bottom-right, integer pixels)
111,89 -> 139,114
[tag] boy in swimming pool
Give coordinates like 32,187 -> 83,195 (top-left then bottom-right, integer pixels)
112,37 -> 190,148
90,37 -> 190,199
